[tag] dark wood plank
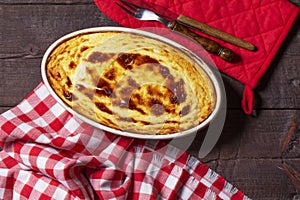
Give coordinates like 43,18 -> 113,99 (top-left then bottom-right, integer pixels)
1,4 -> 299,109
225,17 -> 300,110
0,0 -> 93,4
217,159 -> 299,200
257,20 -> 300,109
0,58 -> 41,106
1,0 -> 299,6
0,4 -> 118,106
0,107 -> 12,114
187,110 -> 300,199
219,110 -> 300,159
188,110 -> 300,160
259,55 -> 300,109
1,1 -> 300,199
0,4 -> 118,57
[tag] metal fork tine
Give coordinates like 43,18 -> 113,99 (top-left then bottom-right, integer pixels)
119,0 -> 142,9
115,0 -> 140,16
115,1 -> 136,16
115,0 -> 171,25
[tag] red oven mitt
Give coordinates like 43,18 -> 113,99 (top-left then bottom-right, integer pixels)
94,0 -> 299,114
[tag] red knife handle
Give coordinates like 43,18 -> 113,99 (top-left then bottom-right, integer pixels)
169,21 -> 234,62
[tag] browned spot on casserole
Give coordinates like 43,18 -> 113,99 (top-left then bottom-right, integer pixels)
46,31 -> 215,135
87,52 -> 114,63
96,78 -> 113,97
95,102 -> 112,115
69,61 -> 76,69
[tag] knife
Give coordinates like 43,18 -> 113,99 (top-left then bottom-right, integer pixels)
121,0 -> 256,51
176,14 -> 256,51
115,0 -> 235,62
168,21 -> 235,62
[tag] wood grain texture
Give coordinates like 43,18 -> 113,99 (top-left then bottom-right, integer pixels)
0,0 -> 93,4
0,1 -> 300,199
257,20 -> 300,109
1,4 -> 299,109
218,159 -> 298,200
188,110 -> 300,160
0,4 -> 118,57
0,107 -> 11,114
188,110 -> 300,199
0,59 -> 41,106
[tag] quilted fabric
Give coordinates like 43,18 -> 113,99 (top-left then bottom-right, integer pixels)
94,0 -> 299,114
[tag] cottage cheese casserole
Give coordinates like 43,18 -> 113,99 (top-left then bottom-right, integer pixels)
46,31 -> 216,135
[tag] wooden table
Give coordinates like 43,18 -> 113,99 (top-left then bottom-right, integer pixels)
1,1 -> 299,199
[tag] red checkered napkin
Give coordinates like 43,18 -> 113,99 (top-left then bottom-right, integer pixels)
0,83 -> 249,200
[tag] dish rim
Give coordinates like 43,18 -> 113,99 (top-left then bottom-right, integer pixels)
41,26 -> 223,140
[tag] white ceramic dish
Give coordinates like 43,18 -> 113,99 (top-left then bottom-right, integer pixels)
41,27 -> 223,140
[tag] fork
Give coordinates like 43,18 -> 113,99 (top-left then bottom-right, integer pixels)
115,0 -> 235,62
115,0 -> 172,27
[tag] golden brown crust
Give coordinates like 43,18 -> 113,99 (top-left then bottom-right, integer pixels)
46,31 -> 215,135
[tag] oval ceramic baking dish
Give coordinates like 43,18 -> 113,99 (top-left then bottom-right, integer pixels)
41,27 -> 223,140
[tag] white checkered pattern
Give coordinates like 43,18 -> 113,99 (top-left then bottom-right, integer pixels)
0,83 -> 250,199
